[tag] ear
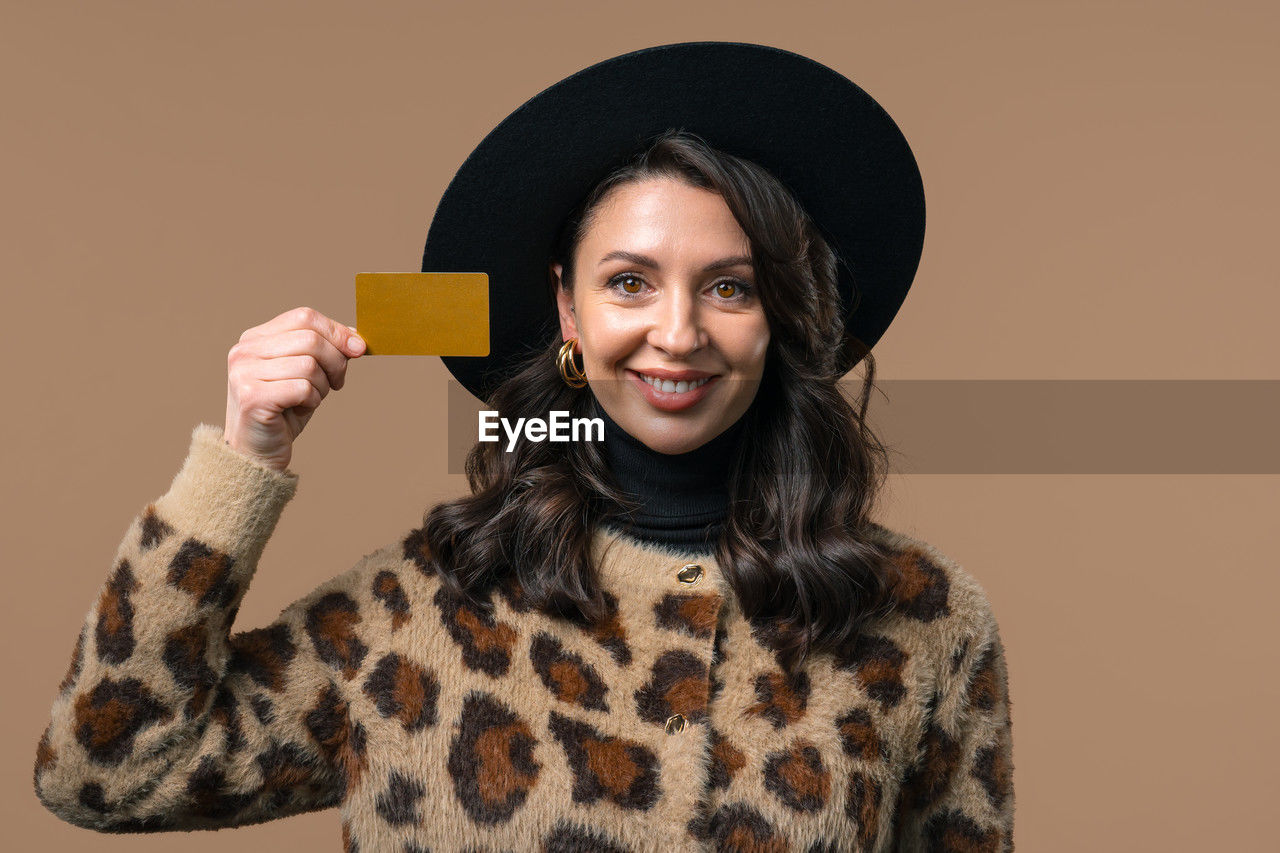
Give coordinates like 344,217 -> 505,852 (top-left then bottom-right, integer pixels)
553,262 -> 578,343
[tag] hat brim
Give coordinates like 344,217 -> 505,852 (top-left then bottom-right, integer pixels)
422,41 -> 925,403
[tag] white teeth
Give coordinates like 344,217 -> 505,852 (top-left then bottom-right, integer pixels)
639,373 -> 710,393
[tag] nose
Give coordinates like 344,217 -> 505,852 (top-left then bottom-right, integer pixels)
647,287 -> 707,358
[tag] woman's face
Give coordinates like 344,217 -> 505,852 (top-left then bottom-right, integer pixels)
554,176 -> 770,455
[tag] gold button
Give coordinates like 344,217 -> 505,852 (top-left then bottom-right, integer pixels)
677,564 -> 703,584
664,713 -> 687,734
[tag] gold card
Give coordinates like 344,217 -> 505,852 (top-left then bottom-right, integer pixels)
354,272 -> 489,356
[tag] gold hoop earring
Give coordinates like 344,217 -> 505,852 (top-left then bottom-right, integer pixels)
557,338 -> 588,388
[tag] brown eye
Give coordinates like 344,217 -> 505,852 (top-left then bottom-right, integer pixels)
715,280 -> 739,298
615,274 -> 644,294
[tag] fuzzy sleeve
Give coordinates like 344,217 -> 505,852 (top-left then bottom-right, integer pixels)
891,599 -> 1016,852
34,424 -> 366,832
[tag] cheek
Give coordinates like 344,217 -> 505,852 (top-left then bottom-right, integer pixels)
718,315 -> 771,372
579,308 -> 648,369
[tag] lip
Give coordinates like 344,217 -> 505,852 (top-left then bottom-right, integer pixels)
630,367 -> 715,382
625,368 -> 718,412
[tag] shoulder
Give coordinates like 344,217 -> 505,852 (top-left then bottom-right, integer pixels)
862,521 -> 1004,663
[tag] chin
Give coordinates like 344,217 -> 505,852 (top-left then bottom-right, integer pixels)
628,421 -> 717,455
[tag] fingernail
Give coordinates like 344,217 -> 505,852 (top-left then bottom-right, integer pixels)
348,335 -> 365,353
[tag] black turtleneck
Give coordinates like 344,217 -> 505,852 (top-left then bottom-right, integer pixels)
593,399 -> 744,554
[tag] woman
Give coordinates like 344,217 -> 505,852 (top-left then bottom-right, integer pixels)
34,44 -> 1013,851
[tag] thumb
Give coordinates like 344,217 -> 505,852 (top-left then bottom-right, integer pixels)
345,325 -> 366,355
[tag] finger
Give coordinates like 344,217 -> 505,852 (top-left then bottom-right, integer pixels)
241,307 -> 364,358
248,328 -> 349,393
237,306 -> 317,342
249,354 -> 332,398
259,375 -> 325,415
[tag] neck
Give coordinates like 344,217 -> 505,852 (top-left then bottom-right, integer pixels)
593,399 -> 743,554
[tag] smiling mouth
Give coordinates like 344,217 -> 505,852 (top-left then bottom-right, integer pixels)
636,372 -> 714,394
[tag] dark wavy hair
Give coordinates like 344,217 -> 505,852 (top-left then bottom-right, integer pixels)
421,129 -> 900,672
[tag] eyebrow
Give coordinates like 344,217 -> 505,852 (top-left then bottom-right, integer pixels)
596,250 -> 753,272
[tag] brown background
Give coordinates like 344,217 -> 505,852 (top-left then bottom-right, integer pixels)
4,1 -> 1278,850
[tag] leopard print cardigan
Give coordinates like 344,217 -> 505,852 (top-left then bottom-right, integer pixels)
34,423 -> 1014,851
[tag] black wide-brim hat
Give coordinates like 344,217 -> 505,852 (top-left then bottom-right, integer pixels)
422,41 -> 925,404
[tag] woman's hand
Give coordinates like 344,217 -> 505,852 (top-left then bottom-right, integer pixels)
223,306 -> 366,472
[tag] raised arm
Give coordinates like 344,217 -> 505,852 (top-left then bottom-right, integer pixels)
892,602 -> 1016,852
34,424 -> 366,831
